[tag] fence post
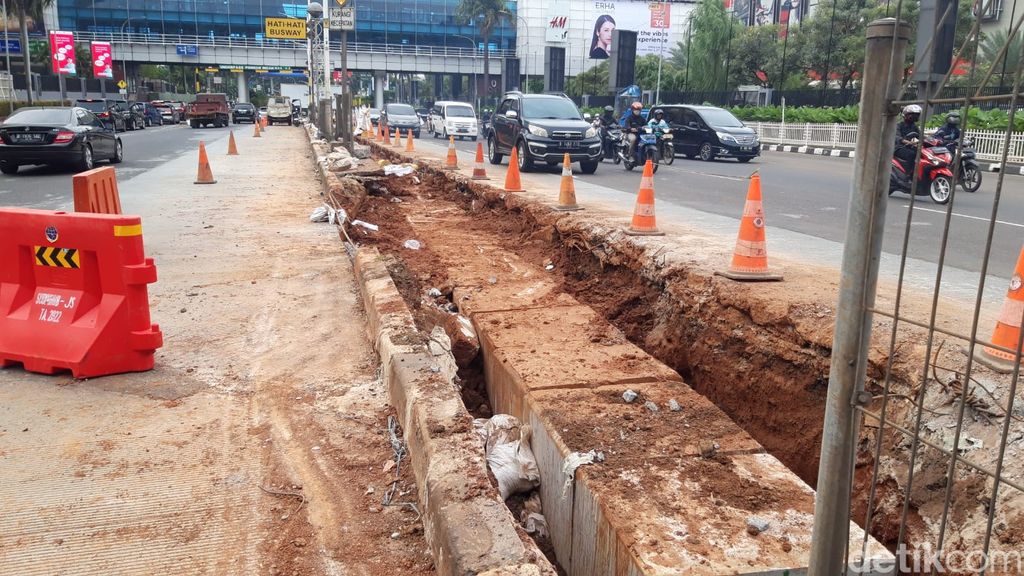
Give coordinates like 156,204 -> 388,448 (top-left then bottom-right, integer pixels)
832,123 -> 840,148
807,18 -> 910,576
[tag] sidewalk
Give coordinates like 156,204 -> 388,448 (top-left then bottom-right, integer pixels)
0,128 -> 433,575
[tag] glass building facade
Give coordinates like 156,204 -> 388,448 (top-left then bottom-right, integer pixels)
56,0 -> 518,49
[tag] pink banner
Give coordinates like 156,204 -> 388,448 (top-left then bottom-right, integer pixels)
49,31 -> 76,75
91,42 -> 113,79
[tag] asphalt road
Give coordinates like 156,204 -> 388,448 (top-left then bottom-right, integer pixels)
0,121 -> 235,211
438,133 -> 1024,278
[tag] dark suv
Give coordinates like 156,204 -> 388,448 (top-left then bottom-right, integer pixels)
487,92 -> 601,174
232,102 -> 256,124
660,104 -> 760,163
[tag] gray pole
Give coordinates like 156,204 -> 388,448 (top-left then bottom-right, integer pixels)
807,18 -> 909,576
2,0 -> 10,76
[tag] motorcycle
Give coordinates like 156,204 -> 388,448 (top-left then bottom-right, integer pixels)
889,134 -> 954,204
600,123 -> 623,163
617,126 -> 660,173
945,136 -> 982,193
657,128 -> 675,165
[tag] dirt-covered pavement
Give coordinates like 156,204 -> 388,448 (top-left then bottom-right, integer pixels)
0,127 -> 434,575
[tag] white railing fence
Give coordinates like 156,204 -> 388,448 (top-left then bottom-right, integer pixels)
750,121 -> 1024,164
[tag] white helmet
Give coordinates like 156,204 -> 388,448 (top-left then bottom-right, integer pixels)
903,104 -> 922,115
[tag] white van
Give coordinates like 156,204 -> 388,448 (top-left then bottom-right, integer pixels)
428,101 -> 478,141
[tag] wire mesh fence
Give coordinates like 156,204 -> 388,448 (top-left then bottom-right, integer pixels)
811,1 -> 1024,574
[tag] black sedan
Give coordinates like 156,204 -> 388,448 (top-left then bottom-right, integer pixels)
0,107 -> 123,174
232,102 -> 256,124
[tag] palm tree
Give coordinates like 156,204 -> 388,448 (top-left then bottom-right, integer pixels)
455,0 -> 506,105
10,0 -> 54,104
978,29 -> 1024,87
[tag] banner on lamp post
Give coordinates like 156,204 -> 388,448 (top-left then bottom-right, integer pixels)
91,42 -> 113,79
49,31 -> 76,75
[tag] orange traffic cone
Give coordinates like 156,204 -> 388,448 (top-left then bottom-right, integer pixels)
194,141 -> 216,185
227,130 -> 239,156
394,127 -> 402,148
554,153 -> 582,211
626,159 -> 663,235
383,123 -> 391,145
717,172 -> 782,281
253,121 -> 261,138
976,247 -> 1024,373
406,129 -> 415,152
505,146 -> 524,192
444,136 -> 459,170
471,141 -> 490,180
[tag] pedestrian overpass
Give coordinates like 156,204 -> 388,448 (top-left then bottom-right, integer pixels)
75,32 -> 507,76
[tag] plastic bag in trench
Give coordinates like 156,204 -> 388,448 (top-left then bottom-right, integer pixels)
473,414 -> 541,500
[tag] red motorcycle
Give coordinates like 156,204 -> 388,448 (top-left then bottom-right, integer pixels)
889,134 -> 955,204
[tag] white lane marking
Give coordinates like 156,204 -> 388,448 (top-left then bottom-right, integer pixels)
659,164 -> 746,181
903,204 -> 1024,228
779,213 -> 805,219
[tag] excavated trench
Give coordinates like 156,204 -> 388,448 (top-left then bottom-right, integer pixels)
327,146 -> 1020,567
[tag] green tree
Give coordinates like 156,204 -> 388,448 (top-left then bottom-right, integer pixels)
455,0 -> 507,103
683,0 -> 735,92
10,0 -> 53,104
728,24 -> 782,88
567,60 -> 608,97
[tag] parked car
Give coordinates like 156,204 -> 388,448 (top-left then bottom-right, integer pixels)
151,101 -> 179,124
232,102 -> 257,124
113,99 -> 144,131
169,101 -> 187,122
0,106 -> 123,174
428,101 -> 478,141
132,102 -> 163,127
74,98 -> 125,132
659,104 -> 760,163
380,103 -> 422,138
266,97 -> 292,126
486,92 -> 601,174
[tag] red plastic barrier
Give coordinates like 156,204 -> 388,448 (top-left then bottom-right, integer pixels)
0,208 -> 162,378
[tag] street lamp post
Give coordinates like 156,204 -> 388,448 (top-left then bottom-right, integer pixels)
307,2 -> 330,138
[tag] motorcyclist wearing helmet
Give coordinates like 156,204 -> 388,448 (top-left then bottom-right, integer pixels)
934,111 -> 962,146
624,101 -> 647,157
647,108 -> 670,132
599,105 -> 617,128
894,104 -> 922,175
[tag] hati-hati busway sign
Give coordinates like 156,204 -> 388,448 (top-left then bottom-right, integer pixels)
264,17 -> 306,39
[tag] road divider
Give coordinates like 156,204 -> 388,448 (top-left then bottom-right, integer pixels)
72,166 -> 122,215
0,207 -> 162,377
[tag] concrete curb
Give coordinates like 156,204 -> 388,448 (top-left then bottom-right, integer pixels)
353,248 -> 556,576
761,142 -> 1024,174
304,126 -> 555,575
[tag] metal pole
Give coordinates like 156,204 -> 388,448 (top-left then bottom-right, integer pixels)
2,0 -> 10,76
821,0 -> 839,105
655,29 -> 665,104
684,18 -> 693,90
341,28 -> 351,150
807,18 -> 910,576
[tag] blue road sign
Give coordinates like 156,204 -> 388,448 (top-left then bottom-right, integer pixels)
0,39 -> 22,54
176,44 -> 199,56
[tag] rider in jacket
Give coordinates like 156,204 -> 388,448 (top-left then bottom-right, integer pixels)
934,111 -> 962,145
624,101 -> 647,158
894,104 -> 922,177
